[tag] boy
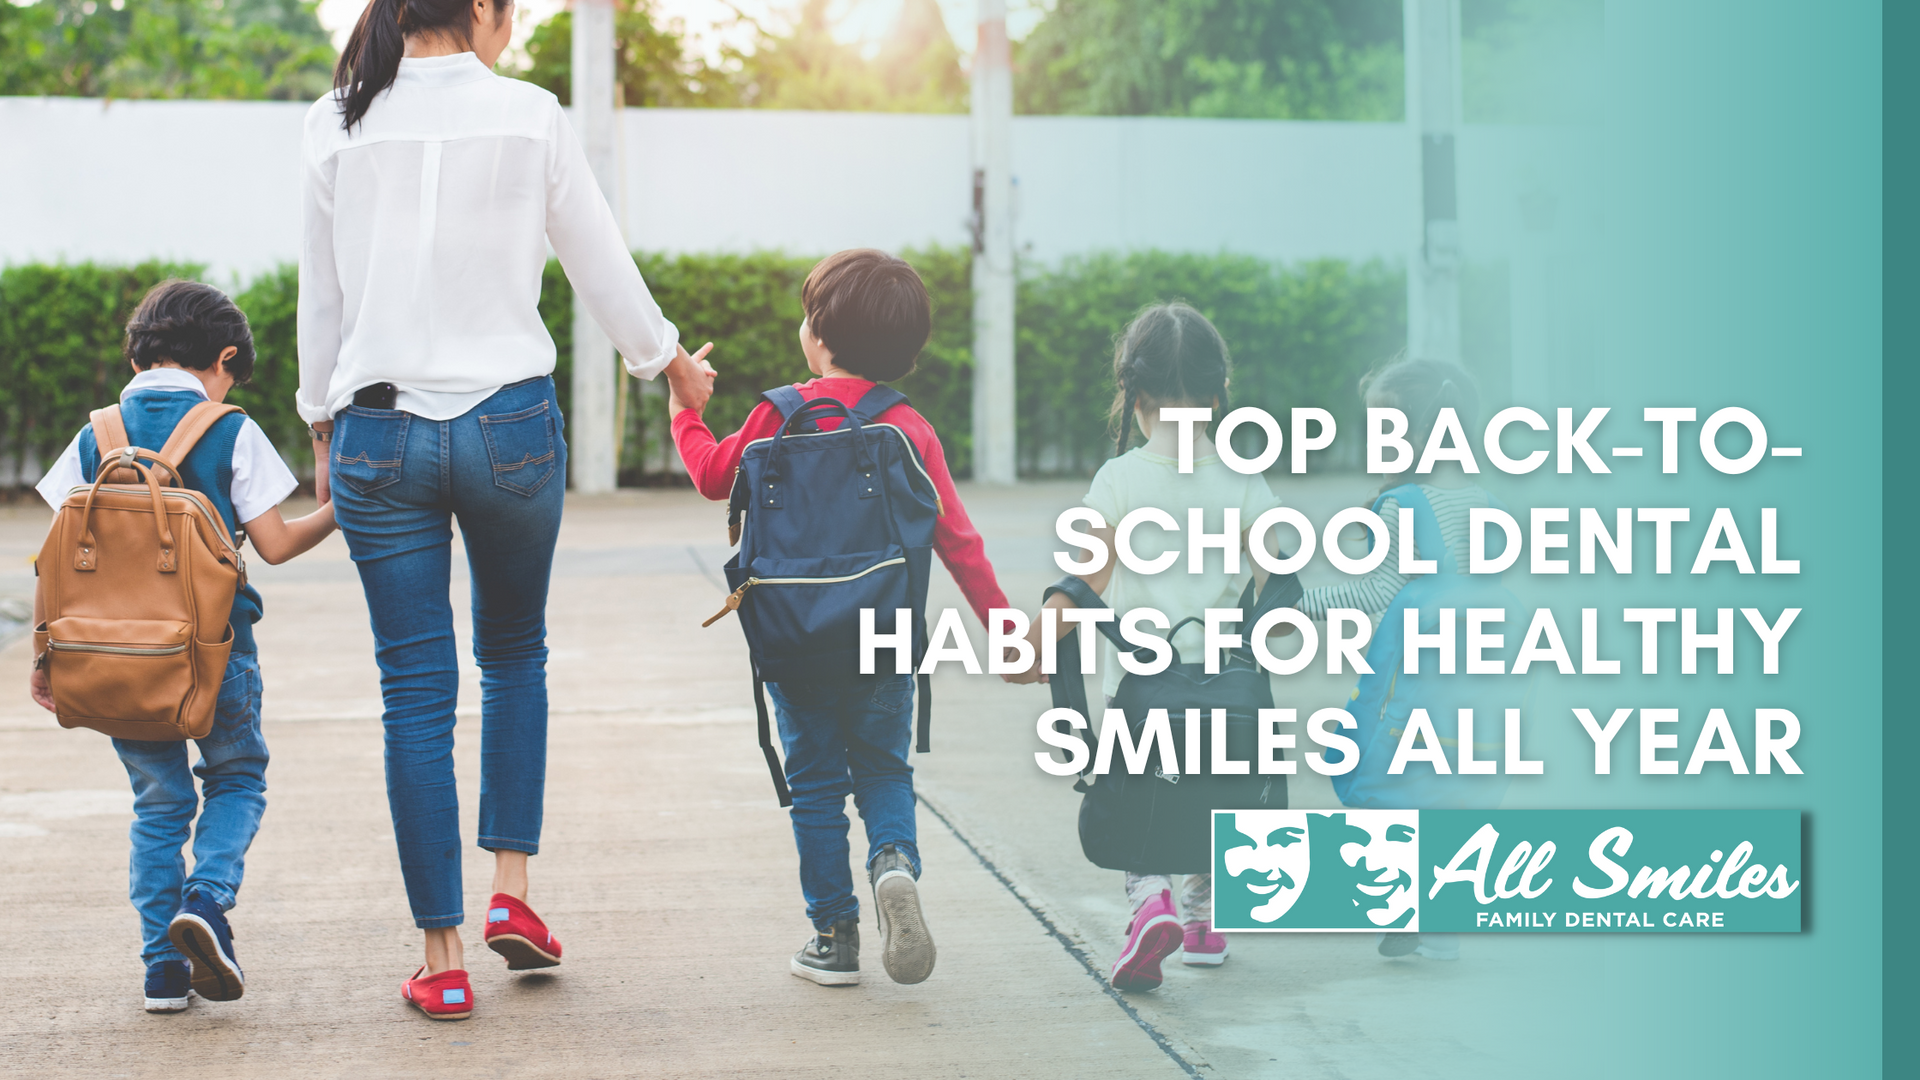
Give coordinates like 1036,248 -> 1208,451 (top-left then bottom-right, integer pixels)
29,280 -> 336,1012
671,249 -> 1010,986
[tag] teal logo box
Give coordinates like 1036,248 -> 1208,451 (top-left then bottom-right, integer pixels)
1212,809 -> 1801,933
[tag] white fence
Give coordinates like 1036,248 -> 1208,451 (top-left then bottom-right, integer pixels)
0,96 -> 1566,280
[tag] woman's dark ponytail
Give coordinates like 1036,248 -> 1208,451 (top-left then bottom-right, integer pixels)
335,0 -> 505,131
335,0 -> 406,131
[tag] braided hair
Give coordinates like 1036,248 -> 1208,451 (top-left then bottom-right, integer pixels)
1107,301 -> 1231,459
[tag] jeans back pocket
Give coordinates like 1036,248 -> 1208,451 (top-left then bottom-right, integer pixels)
333,408 -> 410,495
480,400 -> 558,496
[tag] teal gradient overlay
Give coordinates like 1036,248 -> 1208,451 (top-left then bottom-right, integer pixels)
1884,1 -> 1913,1075
1177,3 -> 1881,1075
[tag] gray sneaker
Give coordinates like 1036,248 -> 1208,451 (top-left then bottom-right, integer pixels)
791,917 -> 860,986
869,844 -> 936,985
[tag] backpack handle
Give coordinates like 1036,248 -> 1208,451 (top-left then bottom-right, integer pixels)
762,398 -> 875,507
74,448 -> 180,574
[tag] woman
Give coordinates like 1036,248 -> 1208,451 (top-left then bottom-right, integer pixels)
296,0 -> 713,1020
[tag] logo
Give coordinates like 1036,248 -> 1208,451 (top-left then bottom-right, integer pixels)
1213,809 -> 1801,933
1215,810 -> 1421,931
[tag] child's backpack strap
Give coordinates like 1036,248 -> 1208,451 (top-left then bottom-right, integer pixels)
761,385 -> 817,432
1369,482 -> 1455,575
850,384 -> 907,423
156,402 -> 245,473
90,405 -> 131,457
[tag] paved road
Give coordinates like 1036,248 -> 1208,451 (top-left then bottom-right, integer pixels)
0,482 -> 1595,1079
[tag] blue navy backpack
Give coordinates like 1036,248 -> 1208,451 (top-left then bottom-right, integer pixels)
1329,484 -> 1527,810
704,384 -> 942,805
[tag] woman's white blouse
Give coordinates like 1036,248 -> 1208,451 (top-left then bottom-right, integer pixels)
297,52 -> 678,424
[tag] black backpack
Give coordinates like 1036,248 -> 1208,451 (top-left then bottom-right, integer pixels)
1045,571 -> 1302,874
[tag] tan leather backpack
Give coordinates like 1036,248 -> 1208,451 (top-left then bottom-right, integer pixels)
33,402 -> 249,741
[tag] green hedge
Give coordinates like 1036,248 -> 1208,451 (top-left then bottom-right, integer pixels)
1,250 -> 1401,484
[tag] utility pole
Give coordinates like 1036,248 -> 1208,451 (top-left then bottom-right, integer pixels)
969,0 -> 1016,484
1405,0 -> 1461,363
571,0 -> 618,493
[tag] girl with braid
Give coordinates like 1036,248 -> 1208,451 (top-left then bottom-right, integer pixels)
1022,301 -> 1283,989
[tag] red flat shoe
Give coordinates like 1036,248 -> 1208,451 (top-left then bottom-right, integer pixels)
402,967 -> 473,1020
483,893 -> 563,970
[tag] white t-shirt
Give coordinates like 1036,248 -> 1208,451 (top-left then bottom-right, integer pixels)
36,368 -> 300,525
296,52 -> 680,423
1081,447 -> 1283,696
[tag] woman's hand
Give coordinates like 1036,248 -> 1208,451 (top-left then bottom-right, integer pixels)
311,421 -> 333,504
1000,645 -> 1048,685
665,342 -> 716,417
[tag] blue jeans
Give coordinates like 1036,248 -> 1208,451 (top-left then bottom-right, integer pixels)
113,652 -> 268,966
766,674 -> 920,929
330,377 -> 566,929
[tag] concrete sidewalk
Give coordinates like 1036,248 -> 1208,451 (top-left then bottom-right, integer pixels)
0,482 -> 1595,1079
0,491 -> 1186,1080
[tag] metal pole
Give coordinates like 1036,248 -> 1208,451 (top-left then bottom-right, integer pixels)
1407,0 -> 1461,363
969,0 -> 1016,484
571,0 -> 619,493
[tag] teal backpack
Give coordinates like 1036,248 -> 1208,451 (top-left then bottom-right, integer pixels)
1330,484 -> 1527,810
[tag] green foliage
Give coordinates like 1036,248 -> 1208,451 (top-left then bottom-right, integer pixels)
3,249 -> 1398,486
536,247 -> 974,477
0,0 -> 334,100
1014,251 -> 1405,474
518,0 -> 732,107
514,0 -> 966,113
229,263 -> 310,471
1016,0 -> 1404,120
0,261 -> 202,470
0,261 -> 311,478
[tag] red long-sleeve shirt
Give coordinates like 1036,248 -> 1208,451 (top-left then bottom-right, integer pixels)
672,377 -> 1009,627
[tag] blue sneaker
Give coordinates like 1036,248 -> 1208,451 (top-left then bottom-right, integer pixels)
168,892 -> 245,1001
143,960 -> 191,1013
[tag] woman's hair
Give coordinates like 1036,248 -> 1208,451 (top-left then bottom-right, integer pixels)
335,0 -> 512,131
125,280 -> 256,384
1359,353 -> 1480,491
801,249 -> 932,383
1108,301 -> 1230,458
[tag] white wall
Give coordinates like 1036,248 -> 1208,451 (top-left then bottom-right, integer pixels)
3,97 -> 1432,280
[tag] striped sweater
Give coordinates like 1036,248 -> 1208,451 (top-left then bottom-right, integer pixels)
1298,483 -> 1493,618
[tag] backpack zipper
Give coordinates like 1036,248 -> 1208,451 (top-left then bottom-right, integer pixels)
48,639 -> 187,657
702,556 -> 907,627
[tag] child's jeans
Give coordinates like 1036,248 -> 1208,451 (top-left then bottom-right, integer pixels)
112,651 -> 268,966
1126,872 -> 1213,924
766,674 -> 920,930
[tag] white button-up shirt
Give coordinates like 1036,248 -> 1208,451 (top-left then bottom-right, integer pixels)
295,52 -> 679,424
37,368 -> 300,523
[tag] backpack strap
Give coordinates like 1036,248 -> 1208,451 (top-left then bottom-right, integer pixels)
88,405 -> 143,484
1370,482 -> 1454,575
850,384 -> 907,423
750,661 -> 793,808
761,386 -> 815,432
89,405 -> 130,456
155,401 -> 245,473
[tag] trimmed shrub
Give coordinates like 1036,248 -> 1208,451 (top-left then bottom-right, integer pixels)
3,249 -> 1401,486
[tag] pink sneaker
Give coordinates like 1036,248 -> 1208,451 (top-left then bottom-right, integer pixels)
1181,920 -> 1228,966
1110,890 -> 1183,991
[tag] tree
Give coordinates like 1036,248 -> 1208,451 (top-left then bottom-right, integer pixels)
1014,0 -> 1404,120
518,0 -> 734,107
514,0 -> 966,113
0,0 -> 334,100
